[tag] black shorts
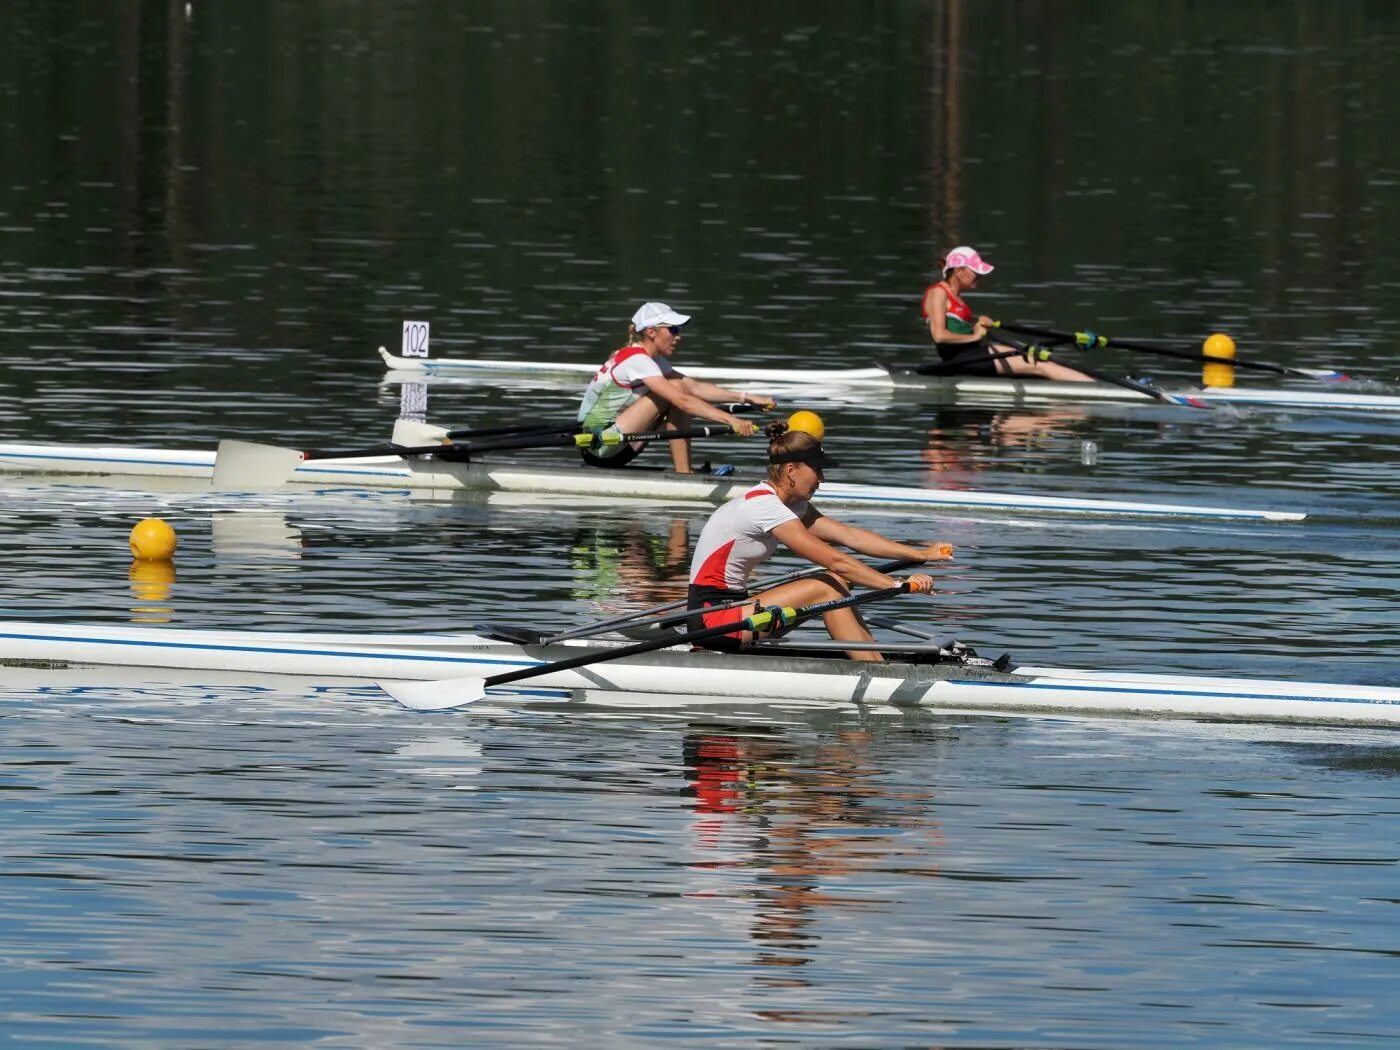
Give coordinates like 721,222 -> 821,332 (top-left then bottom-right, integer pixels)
934,340 -> 1000,377
578,439 -> 646,469
686,584 -> 750,652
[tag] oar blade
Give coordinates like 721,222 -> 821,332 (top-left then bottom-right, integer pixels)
212,440 -> 306,490
1297,367 -> 1348,381
380,676 -> 487,711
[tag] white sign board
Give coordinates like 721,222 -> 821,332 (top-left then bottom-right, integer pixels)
401,320 -> 430,358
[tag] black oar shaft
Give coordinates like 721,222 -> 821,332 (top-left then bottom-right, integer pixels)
996,321 -> 1304,378
914,345 -> 1040,376
990,329 -> 1175,402
303,424 -> 739,463
443,421 -> 575,440
483,585 -> 911,690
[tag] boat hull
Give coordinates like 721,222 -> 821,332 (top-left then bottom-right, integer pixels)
2,621 -> 1398,727
0,441 -> 1303,520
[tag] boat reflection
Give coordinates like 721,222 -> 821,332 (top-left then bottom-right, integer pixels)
921,405 -> 1092,486
569,517 -> 692,613
683,728 -> 945,983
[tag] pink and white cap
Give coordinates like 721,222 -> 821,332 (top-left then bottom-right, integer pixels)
943,246 -> 994,276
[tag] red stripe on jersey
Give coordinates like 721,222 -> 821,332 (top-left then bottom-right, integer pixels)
693,539 -> 737,589
606,346 -> 651,388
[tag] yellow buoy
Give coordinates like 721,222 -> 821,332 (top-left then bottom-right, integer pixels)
787,410 -> 825,441
129,517 -> 178,560
1202,332 -> 1237,388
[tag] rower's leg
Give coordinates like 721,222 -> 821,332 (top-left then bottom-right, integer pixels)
993,347 -> 1095,382
614,394 -> 666,435
754,575 -> 884,662
663,403 -> 691,473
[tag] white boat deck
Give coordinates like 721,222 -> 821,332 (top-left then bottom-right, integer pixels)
0,441 -> 1306,521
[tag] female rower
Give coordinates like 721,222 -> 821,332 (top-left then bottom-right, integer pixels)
922,246 -> 1091,381
578,302 -> 776,474
687,417 -> 953,662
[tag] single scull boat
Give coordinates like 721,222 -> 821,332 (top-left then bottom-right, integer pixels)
0,441 -> 1304,521
2,620 -> 1396,727
378,349 -> 1400,414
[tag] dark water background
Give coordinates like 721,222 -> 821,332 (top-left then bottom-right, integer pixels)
3,3 -> 1400,1046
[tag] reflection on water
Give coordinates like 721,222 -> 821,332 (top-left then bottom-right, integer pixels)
569,517 -> 692,612
684,728 -> 944,983
210,511 -> 305,564
128,557 -> 175,622
921,405 -> 1093,486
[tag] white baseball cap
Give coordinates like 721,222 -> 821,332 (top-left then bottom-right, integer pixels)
631,302 -> 691,329
943,246 -> 994,275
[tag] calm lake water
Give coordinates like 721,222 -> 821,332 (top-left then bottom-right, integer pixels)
3,2 -> 1400,1046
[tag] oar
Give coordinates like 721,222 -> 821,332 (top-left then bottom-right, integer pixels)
994,321 -> 1345,381
543,557 -> 923,643
988,331 -> 1208,407
441,421 -> 578,441
212,424 -> 744,489
913,344 -> 1058,376
381,582 -> 921,711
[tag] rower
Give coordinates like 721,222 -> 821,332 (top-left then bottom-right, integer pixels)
921,246 -> 1092,381
686,414 -> 953,662
577,302 -> 776,474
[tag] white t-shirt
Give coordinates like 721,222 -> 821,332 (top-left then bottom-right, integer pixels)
690,482 -> 809,590
577,346 -> 680,428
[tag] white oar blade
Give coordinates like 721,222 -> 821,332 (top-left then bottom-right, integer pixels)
212,440 -> 305,490
380,676 -> 487,711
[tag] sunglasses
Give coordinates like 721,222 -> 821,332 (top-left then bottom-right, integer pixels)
665,325 -> 683,336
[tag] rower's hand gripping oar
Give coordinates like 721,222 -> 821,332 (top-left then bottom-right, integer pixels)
381,581 -> 929,712
993,321 -> 1346,382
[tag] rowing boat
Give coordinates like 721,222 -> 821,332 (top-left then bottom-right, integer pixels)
0,441 -> 1304,521
4,620 -> 1397,727
379,348 -> 1400,414
379,347 -> 893,385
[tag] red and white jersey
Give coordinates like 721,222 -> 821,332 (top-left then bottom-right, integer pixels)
690,482 -> 809,590
577,345 -> 679,428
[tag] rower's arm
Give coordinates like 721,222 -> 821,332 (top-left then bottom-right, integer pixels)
808,513 -> 954,564
638,373 -> 755,431
770,519 -> 907,590
673,374 -> 776,410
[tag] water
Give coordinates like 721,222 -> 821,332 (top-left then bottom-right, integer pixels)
3,2 -> 1400,1046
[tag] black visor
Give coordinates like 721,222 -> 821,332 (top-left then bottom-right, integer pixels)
769,445 -> 839,469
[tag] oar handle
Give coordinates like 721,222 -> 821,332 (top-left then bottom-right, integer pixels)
484,583 -> 913,690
